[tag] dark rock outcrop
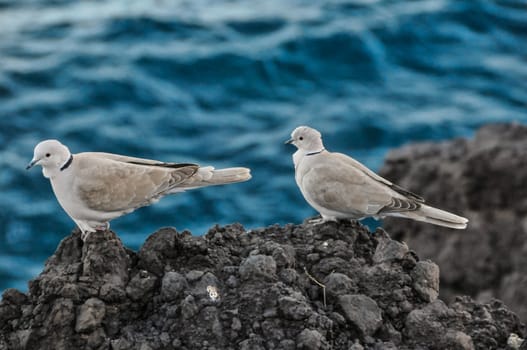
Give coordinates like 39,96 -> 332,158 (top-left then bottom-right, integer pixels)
379,123 -> 527,323
0,220 -> 524,349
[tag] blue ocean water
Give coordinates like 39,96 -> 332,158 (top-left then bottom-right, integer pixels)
0,0 -> 526,292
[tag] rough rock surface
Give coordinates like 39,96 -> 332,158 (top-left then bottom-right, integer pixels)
0,220 -> 524,350
379,123 -> 527,323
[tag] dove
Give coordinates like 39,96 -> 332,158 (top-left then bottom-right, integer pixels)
27,139 -> 251,239
286,126 -> 468,229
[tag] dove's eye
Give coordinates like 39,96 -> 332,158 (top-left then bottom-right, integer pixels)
299,137 -> 304,141
46,153 -> 51,157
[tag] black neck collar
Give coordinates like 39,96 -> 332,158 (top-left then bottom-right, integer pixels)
60,155 -> 73,171
306,148 -> 325,156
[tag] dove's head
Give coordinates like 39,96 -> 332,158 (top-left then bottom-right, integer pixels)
27,140 -> 72,178
286,126 -> 325,153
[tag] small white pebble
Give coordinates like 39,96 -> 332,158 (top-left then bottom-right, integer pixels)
207,285 -> 220,301
507,333 -> 524,349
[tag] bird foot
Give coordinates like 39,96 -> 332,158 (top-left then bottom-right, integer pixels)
80,231 -> 91,241
308,217 -> 324,224
95,223 -> 109,231
307,217 -> 337,225
80,223 -> 109,241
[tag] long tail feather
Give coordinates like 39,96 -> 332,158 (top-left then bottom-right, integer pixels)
392,204 -> 468,229
178,166 -> 251,189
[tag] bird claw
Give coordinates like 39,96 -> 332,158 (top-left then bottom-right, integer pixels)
307,217 -> 336,225
79,223 -> 109,242
308,217 -> 324,224
95,223 -> 109,231
80,231 -> 90,241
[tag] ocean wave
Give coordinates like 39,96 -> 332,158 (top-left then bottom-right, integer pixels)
0,0 -> 526,290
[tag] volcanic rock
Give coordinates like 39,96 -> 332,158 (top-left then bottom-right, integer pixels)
0,220 -> 524,349
380,123 -> 527,323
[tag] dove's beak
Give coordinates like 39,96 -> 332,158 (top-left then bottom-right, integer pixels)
26,158 -> 38,170
285,138 -> 294,145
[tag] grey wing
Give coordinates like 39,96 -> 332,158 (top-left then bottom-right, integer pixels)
377,197 -> 421,214
332,153 -> 424,202
302,155 -> 420,216
74,157 -> 198,212
84,152 -> 197,169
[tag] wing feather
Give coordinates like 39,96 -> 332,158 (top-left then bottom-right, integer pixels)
301,155 -> 393,216
332,153 -> 425,202
73,154 -> 198,212
301,152 -> 421,217
378,197 -> 421,214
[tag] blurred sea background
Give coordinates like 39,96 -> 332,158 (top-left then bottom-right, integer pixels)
0,0 -> 526,292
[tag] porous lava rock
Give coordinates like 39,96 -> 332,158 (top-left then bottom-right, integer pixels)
379,123 -> 527,323
0,220 -> 524,349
